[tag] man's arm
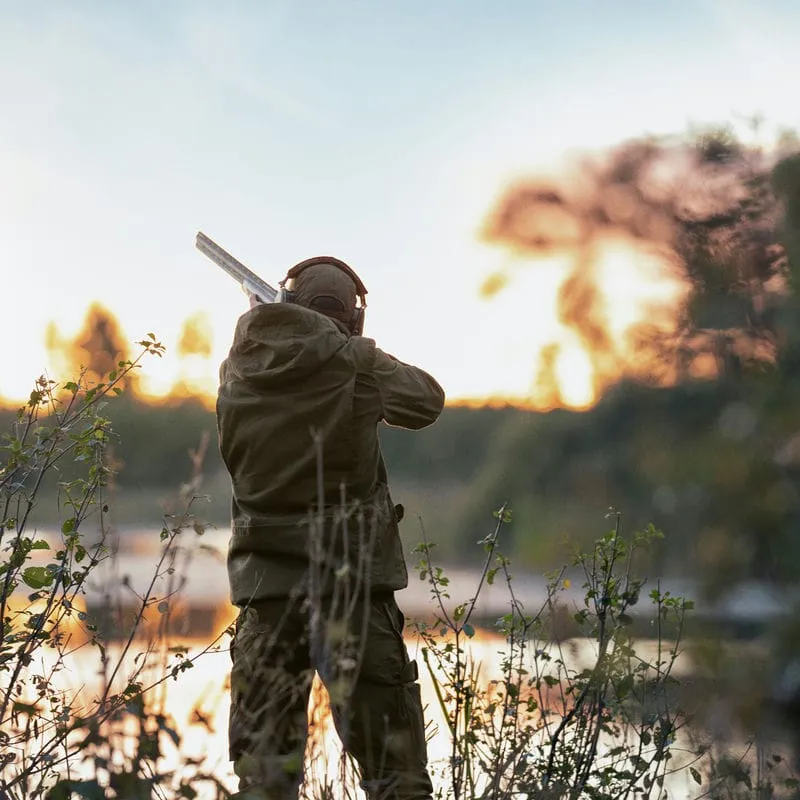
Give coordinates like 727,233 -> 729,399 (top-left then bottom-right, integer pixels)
373,348 -> 445,430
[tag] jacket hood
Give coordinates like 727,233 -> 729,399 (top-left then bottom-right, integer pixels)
223,303 -> 348,385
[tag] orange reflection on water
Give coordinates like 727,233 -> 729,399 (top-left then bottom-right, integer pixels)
5,624 -> 696,799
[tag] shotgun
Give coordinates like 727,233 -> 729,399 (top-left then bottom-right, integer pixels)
195,231 -> 278,303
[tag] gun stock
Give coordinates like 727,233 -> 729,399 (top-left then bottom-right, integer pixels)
195,231 -> 278,303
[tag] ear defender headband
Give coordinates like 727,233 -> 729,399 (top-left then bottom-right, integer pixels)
278,256 -> 369,335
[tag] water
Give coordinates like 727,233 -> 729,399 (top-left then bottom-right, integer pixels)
3,621 -> 713,800
3,627 -> 524,797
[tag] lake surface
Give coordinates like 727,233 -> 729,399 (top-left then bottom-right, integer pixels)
4,623 -> 717,800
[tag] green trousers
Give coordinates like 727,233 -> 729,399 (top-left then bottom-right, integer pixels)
229,592 -> 433,800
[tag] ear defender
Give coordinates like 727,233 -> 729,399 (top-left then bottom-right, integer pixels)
279,256 -> 368,335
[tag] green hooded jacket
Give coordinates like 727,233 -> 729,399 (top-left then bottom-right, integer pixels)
217,303 -> 445,604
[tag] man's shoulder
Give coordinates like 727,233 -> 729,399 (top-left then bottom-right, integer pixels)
344,335 -> 377,372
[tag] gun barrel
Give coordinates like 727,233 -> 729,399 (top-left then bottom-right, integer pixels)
195,231 -> 278,303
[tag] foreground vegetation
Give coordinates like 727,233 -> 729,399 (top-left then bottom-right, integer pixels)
2,347 -> 798,799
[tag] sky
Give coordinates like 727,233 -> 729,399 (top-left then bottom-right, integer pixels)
2,0 -> 799,407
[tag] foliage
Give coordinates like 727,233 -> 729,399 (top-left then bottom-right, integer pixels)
482,122 -> 800,386
0,336 -> 232,799
44,303 -> 133,390
412,507 -> 798,800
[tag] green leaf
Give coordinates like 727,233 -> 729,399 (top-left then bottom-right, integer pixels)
71,780 -> 106,800
61,518 -> 76,534
13,700 -> 40,715
617,674 -> 634,698
158,600 -> 169,614
463,623 -> 475,638
22,566 -> 54,589
45,779 -> 71,800
31,539 -> 50,550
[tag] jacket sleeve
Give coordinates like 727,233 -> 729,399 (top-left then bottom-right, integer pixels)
373,347 -> 445,430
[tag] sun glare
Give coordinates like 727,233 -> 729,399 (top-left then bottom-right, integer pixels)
137,353 -> 218,408
555,343 -> 595,410
594,239 -> 686,339
0,237 -> 686,414
472,236 -> 687,412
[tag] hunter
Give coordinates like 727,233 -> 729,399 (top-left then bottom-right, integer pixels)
216,255 -> 445,799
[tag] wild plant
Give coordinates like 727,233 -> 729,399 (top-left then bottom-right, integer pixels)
0,336 -> 231,799
413,508 -> 697,800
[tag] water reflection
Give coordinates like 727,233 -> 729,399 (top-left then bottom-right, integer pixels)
8,534 -> 793,798
20,630 -> 703,799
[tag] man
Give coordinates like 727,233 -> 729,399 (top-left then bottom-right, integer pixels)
216,255 -> 445,799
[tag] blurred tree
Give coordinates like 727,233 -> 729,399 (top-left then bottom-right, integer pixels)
481,125 -> 797,387
177,312 -> 213,359
45,302 -> 132,388
771,152 -> 800,369
476,126 -> 800,590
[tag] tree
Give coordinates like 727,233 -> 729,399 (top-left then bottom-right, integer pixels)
480,125 -> 800,390
45,303 -> 132,389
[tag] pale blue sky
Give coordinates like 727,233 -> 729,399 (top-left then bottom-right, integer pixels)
2,0 -> 798,403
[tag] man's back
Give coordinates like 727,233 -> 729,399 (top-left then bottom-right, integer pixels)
216,300 -> 445,602
217,257 -> 442,800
